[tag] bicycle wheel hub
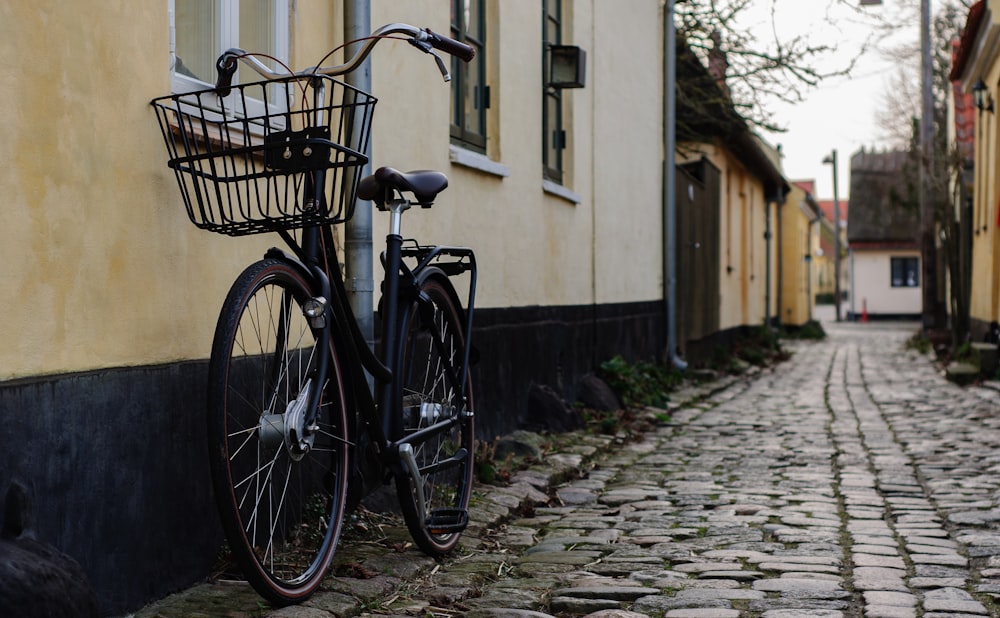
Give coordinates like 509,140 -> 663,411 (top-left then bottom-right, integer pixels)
258,380 -> 315,460
420,402 -> 452,422
402,399 -> 454,427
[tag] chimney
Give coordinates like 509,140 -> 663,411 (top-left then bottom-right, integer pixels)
708,30 -> 730,96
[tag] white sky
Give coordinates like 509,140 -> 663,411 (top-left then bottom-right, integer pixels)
734,0 -> 926,200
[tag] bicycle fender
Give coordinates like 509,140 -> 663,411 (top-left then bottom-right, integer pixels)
413,268 -> 464,324
264,247 -> 311,282
411,268 -> 478,367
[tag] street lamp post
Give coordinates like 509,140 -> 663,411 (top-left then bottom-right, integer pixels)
823,150 -> 842,322
919,0 -> 937,333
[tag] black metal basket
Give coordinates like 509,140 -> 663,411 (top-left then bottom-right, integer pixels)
152,74 -> 376,236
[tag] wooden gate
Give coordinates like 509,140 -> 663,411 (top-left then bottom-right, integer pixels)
675,158 -> 721,360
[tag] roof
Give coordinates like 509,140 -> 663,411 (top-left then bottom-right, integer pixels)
949,0 -> 986,82
816,199 -> 846,225
792,180 -> 816,195
675,37 -> 789,200
846,149 -> 920,245
788,181 -> 822,221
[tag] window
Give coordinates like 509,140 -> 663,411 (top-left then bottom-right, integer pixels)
450,0 -> 488,152
170,0 -> 288,94
542,0 -> 564,183
890,256 -> 919,288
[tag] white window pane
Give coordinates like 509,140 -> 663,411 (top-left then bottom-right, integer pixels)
173,0 -> 286,89
175,0 -> 217,84
239,0 -> 280,82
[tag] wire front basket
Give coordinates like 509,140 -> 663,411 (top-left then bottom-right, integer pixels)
152,74 -> 376,236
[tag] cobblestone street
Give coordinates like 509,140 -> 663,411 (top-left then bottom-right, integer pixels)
136,320 -> 1000,618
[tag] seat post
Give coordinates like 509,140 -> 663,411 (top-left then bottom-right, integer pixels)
387,198 -> 412,237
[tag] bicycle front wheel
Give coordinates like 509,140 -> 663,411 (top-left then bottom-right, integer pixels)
207,258 -> 349,605
393,275 -> 475,556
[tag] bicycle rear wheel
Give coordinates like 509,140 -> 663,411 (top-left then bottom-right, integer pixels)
207,258 -> 349,605
392,275 -> 475,555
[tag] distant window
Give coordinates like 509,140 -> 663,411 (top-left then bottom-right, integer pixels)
890,256 -> 919,288
450,0 -> 488,152
542,0 -> 564,183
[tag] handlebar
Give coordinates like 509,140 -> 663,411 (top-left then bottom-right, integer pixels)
215,23 -> 475,96
423,28 -> 476,62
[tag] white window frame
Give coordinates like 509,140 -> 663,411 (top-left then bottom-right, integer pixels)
168,0 -> 290,128
169,0 -> 289,92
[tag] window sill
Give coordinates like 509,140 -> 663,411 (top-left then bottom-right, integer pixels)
542,179 -> 581,204
449,145 -> 510,177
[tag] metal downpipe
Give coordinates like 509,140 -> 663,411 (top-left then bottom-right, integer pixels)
343,0 -> 375,382
664,0 -> 686,371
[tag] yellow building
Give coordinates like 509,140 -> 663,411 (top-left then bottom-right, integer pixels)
951,0 -> 1000,338
0,1 -> 810,612
672,39 -> 789,361
0,1 -> 665,612
781,182 -> 822,326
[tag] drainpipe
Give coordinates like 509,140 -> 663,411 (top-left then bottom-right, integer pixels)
344,1 -> 375,369
774,198 -> 782,328
664,0 -> 686,371
765,196 -> 772,329
765,188 -> 786,330
808,205 -> 821,323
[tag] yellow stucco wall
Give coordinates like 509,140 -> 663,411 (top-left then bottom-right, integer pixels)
589,1 -> 664,306
0,1 -> 342,381
369,0 -> 663,309
779,186 -> 818,326
1,1 -> 667,381
678,141 -> 774,331
813,220 -> 836,298
4,3 -> 206,380
964,0 -> 1000,327
972,58 -> 1000,325
716,148 -> 770,331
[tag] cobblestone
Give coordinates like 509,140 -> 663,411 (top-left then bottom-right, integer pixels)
133,320 -> 1000,617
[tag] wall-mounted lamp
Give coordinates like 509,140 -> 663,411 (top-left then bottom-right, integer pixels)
547,45 -> 586,89
973,79 -> 994,113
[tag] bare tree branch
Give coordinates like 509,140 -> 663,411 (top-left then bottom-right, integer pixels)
675,0 -> 901,131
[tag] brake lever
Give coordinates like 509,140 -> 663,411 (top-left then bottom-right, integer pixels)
431,52 -> 451,82
407,38 -> 451,82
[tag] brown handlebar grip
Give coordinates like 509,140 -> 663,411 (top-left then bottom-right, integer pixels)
424,28 -> 475,62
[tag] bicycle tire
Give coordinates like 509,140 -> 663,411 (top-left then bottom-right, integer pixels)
392,274 -> 475,555
207,258 -> 349,605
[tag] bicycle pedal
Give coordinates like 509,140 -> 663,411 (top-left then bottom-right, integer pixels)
426,508 -> 469,535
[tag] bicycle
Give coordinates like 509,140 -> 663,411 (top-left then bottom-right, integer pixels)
151,24 -> 478,605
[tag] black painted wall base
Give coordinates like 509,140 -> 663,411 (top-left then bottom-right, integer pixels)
845,312 -> 921,322
0,363 -> 221,615
469,300 -> 665,439
0,299 -> 664,614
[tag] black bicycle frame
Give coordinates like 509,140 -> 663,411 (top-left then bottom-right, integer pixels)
274,218 -> 477,475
